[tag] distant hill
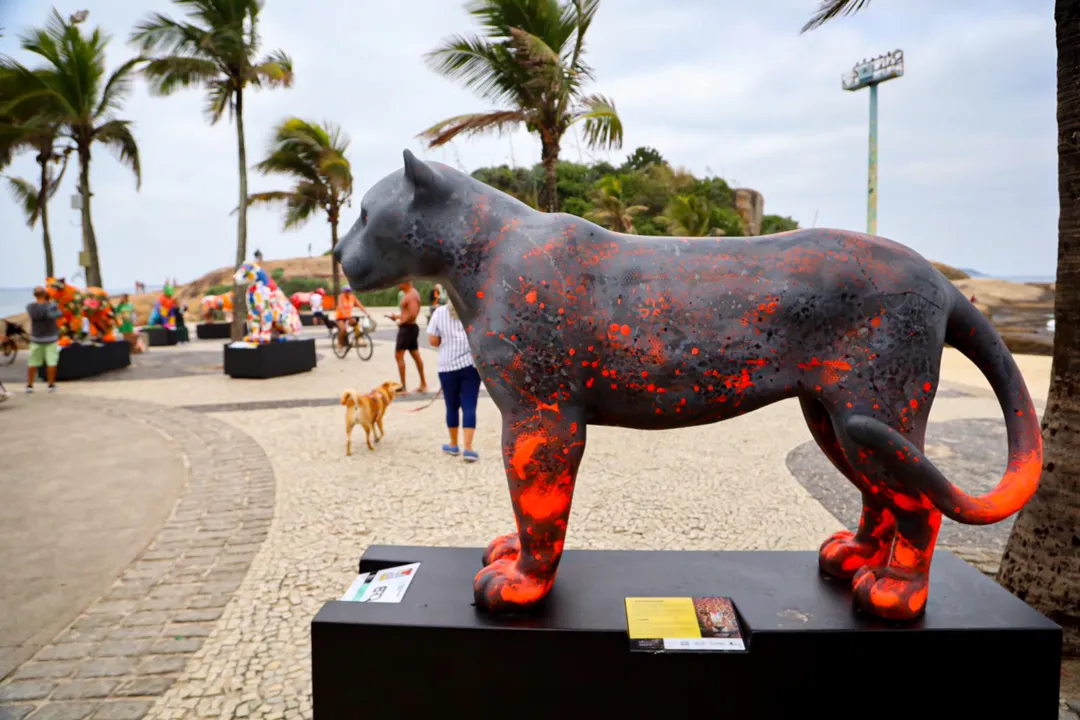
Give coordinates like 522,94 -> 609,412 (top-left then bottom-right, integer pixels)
958,267 -> 990,278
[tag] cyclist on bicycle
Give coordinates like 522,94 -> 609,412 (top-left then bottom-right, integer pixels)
334,286 -> 370,348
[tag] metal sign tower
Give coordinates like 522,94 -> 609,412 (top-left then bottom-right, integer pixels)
842,49 -> 903,236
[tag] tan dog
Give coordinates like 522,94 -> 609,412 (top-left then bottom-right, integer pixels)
340,381 -> 397,455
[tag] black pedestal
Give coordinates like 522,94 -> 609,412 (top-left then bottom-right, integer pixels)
223,338 -> 316,378
37,341 -> 131,381
311,546 -> 1062,720
143,326 -> 178,346
195,322 -> 247,340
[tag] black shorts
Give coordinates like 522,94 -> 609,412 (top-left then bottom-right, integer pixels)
395,322 -> 419,351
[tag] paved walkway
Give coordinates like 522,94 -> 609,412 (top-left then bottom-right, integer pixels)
0,318 -> 1070,719
0,399 -> 187,681
0,397 -> 275,719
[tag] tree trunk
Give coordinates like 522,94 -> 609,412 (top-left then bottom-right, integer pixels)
231,86 -> 249,341
996,0 -> 1080,656
37,150 -> 54,278
78,140 -> 102,288
330,208 -> 341,299
540,137 -> 560,213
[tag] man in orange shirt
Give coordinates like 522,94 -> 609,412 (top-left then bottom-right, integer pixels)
335,286 -> 368,348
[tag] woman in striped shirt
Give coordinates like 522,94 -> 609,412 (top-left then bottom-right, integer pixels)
427,300 -> 480,462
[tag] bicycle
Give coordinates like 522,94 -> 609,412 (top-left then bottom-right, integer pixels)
2,321 -> 28,365
332,314 -> 375,361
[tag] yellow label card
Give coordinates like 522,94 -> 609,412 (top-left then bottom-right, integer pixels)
625,597 -> 701,640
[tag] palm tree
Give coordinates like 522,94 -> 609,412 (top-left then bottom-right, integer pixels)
585,176 -> 645,232
0,66 -> 73,277
1,9 -> 143,288
657,194 -> 745,237
131,0 -> 293,341
246,118 -> 352,298
419,0 -> 623,213
803,0 -> 1079,654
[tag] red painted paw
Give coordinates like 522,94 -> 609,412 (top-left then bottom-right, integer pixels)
481,533 -> 520,566
474,559 -> 553,612
818,530 -> 889,579
851,565 -> 928,621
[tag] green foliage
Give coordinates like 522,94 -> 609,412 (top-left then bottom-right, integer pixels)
760,214 -> 800,234
471,147 -> 799,238
278,276 -> 324,296
270,267 -> 285,282
207,283 -> 232,296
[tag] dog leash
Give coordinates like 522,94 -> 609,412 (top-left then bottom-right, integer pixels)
400,387 -> 443,413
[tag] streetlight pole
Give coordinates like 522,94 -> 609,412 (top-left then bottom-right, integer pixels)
843,49 -> 903,236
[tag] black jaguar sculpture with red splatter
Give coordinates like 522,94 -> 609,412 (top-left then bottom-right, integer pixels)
335,150 -> 1042,621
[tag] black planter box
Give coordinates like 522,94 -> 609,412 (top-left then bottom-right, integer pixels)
37,340 -> 131,381
143,326 -> 179,346
223,338 -> 316,379
311,545 -> 1062,720
196,321 -> 246,340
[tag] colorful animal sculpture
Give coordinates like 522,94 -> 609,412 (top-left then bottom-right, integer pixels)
233,261 -> 302,343
289,288 -> 326,312
148,284 -> 177,329
334,150 -> 1043,622
200,292 -> 233,322
45,277 -> 85,346
82,287 -> 118,342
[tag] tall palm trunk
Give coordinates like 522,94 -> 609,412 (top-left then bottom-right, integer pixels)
997,0 -> 1080,655
78,140 -> 102,288
37,149 -> 54,278
330,206 -> 341,300
232,86 -> 249,341
540,137 -> 560,213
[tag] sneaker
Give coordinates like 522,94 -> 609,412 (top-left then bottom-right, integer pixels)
47,385 -> 57,393
463,450 -> 479,463
442,444 -> 460,456
24,386 -> 33,394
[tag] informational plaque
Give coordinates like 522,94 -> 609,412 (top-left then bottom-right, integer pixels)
624,596 -> 746,652
340,562 -> 421,603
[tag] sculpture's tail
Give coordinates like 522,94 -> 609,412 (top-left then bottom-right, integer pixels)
845,284 -> 1042,524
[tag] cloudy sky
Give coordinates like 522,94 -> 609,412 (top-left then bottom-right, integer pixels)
0,0 -> 1057,290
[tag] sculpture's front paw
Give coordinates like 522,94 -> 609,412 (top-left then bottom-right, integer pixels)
482,533 -> 520,566
818,530 -> 889,579
851,565 -> 928,621
474,559 -> 553,613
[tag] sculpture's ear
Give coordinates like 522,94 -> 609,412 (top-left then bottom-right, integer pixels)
403,149 -> 448,198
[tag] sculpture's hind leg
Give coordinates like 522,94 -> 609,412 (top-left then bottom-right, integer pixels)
801,398 -> 896,579
829,396 -> 942,621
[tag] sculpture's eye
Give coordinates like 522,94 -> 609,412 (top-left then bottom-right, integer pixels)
361,208 -> 368,226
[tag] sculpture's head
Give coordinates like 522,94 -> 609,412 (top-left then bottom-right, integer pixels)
335,149 -> 470,292
233,261 -> 267,286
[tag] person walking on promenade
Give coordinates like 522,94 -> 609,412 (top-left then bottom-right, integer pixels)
427,299 -> 480,461
25,286 -> 61,393
390,281 -> 428,394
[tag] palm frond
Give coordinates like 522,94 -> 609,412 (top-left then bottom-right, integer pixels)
417,110 -> 526,148
241,190 -> 298,213
570,94 -> 622,150
141,56 -> 220,96
423,34 -> 524,107
93,119 -> 141,187
129,12 -> 205,54
249,49 -> 293,88
6,175 -> 41,226
801,0 -> 874,32
95,55 -> 144,118
204,79 -> 233,124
